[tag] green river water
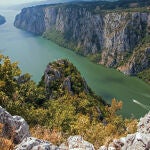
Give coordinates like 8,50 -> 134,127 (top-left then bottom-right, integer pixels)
0,9 -> 150,118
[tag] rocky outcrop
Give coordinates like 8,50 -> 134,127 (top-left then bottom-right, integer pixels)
0,15 -> 6,25
15,137 -> 59,150
59,135 -> 95,150
0,106 -> 30,144
41,59 -> 90,99
118,47 -> 150,75
16,135 -> 95,150
100,12 -> 149,67
99,112 -> 150,150
14,4 -> 150,70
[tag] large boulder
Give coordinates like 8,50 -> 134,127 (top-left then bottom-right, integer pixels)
0,106 -> 30,144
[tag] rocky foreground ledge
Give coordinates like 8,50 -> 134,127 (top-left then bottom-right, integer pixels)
0,106 -> 150,150
99,112 -> 150,150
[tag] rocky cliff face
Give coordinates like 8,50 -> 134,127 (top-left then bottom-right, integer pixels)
14,4 -> 150,75
118,47 -> 150,75
0,15 -> 6,25
14,7 -> 45,34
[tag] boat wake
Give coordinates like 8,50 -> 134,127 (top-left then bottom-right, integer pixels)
132,99 -> 150,111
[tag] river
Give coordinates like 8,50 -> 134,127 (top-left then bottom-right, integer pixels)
0,8 -> 150,118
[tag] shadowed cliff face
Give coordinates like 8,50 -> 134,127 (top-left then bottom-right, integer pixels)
14,7 -> 46,34
14,5 -> 150,75
0,15 -> 6,25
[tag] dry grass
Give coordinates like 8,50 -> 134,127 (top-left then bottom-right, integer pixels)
0,123 -> 65,149
0,124 -> 14,150
30,125 -> 65,146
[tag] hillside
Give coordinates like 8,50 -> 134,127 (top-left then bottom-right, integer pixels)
39,59 -> 92,98
14,0 -> 150,83
0,106 -> 149,150
0,54 -> 139,149
117,35 -> 150,82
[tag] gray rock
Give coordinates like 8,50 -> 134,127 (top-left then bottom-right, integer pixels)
138,111 -> 150,134
14,7 -> 46,35
16,135 -> 95,150
118,47 -> 150,75
59,135 -> 95,150
0,106 -> 30,144
15,137 -> 59,150
99,112 -> 150,150
63,76 -> 72,93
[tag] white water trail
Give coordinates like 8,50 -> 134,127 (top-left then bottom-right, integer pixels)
132,99 -> 150,111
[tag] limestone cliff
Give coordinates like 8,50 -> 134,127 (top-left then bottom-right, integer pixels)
0,15 -> 6,25
14,4 -> 150,76
118,46 -> 150,75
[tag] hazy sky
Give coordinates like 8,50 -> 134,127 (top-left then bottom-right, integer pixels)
0,0 -> 46,6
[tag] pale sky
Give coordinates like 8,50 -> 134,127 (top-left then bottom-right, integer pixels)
0,0 -> 46,6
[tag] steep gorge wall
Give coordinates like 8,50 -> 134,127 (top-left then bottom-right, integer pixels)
14,5 -> 150,75
118,47 -> 150,75
0,15 -> 6,25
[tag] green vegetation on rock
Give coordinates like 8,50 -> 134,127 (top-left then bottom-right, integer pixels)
43,28 -> 83,55
138,69 -> 150,84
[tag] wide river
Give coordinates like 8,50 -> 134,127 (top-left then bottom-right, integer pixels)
0,8 -> 150,118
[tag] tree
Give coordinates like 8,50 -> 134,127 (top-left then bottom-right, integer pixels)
0,54 -> 21,104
